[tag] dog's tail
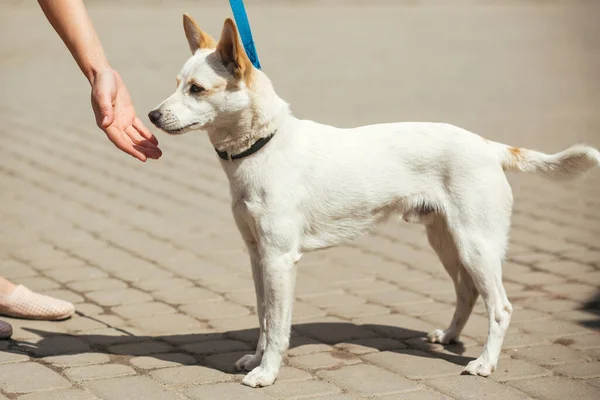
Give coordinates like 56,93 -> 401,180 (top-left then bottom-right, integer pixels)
492,141 -> 600,181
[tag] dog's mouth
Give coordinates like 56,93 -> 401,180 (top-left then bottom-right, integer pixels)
158,122 -> 202,135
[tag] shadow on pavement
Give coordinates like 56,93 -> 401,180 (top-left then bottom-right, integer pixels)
1,322 -> 472,374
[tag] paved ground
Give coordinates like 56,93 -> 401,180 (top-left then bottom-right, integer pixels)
1,1 -> 599,399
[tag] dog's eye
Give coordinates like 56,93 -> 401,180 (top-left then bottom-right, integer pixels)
190,84 -> 205,94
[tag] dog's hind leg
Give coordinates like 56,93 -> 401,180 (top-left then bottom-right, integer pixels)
444,180 -> 513,376
426,217 -> 478,344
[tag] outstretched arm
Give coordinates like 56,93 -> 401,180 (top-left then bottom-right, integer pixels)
38,0 -> 161,161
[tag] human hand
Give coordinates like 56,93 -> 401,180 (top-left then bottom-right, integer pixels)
91,68 -> 162,161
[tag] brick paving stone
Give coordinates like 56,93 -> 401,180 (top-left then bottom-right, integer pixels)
261,380 -> 341,399
17,277 -> 60,291
0,350 -> 29,365
180,301 -> 250,320
292,301 -> 327,321
536,260 -> 594,276
301,293 -> 366,308
553,333 -> 600,349
111,301 -> 177,320
45,353 -> 110,368
378,390 -> 452,400
25,335 -> 91,357
287,336 -> 334,357
181,339 -> 251,355
17,389 -> 98,400
287,351 -> 361,370
318,364 -> 420,397
184,382 -> 273,400
586,378 -> 600,389
67,278 -> 128,292
277,366 -> 313,383
501,330 -> 550,349
508,344 -> 590,366
60,316 -> 107,333
364,350 -> 462,379
365,290 -> 431,306
513,318 -> 592,338
0,362 -> 72,394
510,308 -> 552,323
65,364 -> 136,382
339,279 -> 398,294
107,340 -> 173,356
42,289 -> 85,304
426,376 -> 530,400
133,277 -> 194,292
224,290 -> 256,307
542,283 -> 598,303
334,337 -> 407,355
79,328 -> 140,347
129,313 -> 208,335
491,358 -> 552,382
77,303 -> 111,316
84,375 -> 185,399
129,353 -> 197,370
149,365 -> 232,386
293,317 -> 379,343
422,312 -> 490,339
203,351 -> 250,373
552,361 -> 600,379
86,288 -> 152,307
354,314 -> 436,340
508,376 -> 600,400
521,297 -> 580,314
295,275 -> 344,298
326,303 -> 390,319
393,301 -> 454,317
0,260 -> 36,279
45,266 -> 107,283
153,287 -> 223,305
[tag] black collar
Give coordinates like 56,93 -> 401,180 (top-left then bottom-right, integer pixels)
215,132 -> 276,161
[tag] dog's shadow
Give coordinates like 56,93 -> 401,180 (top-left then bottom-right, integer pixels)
2,321 -> 474,374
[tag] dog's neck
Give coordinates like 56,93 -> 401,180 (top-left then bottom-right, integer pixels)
206,72 -> 290,157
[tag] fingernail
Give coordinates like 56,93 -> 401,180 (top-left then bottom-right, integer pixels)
102,116 -> 108,126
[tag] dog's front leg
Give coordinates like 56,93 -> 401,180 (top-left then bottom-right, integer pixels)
234,244 -> 266,371
241,250 -> 297,388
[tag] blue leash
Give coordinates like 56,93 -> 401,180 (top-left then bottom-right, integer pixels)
229,0 -> 262,70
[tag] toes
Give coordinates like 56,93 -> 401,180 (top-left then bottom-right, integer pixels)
234,354 -> 261,372
241,367 -> 277,388
427,329 -> 445,343
462,359 -> 494,377
235,355 -> 253,371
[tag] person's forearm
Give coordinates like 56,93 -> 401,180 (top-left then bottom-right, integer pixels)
38,0 -> 109,84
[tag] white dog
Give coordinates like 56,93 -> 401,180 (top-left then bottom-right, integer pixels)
149,15 -> 600,387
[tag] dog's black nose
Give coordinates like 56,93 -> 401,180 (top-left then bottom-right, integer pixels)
148,110 -> 162,124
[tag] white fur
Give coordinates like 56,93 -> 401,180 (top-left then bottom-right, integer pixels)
150,20 -> 600,387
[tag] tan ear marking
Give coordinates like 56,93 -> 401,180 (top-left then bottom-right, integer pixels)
217,18 -> 253,82
183,13 -> 216,54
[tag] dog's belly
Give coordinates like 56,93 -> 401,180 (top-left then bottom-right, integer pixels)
299,206 -> 398,252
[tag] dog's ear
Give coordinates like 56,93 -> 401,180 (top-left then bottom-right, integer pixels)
183,14 -> 216,54
217,18 -> 253,80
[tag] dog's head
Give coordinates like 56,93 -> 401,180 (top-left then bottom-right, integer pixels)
148,15 -> 255,134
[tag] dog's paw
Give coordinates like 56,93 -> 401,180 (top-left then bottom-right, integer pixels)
427,328 -> 457,344
461,358 -> 495,377
241,366 -> 278,388
234,353 -> 262,372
